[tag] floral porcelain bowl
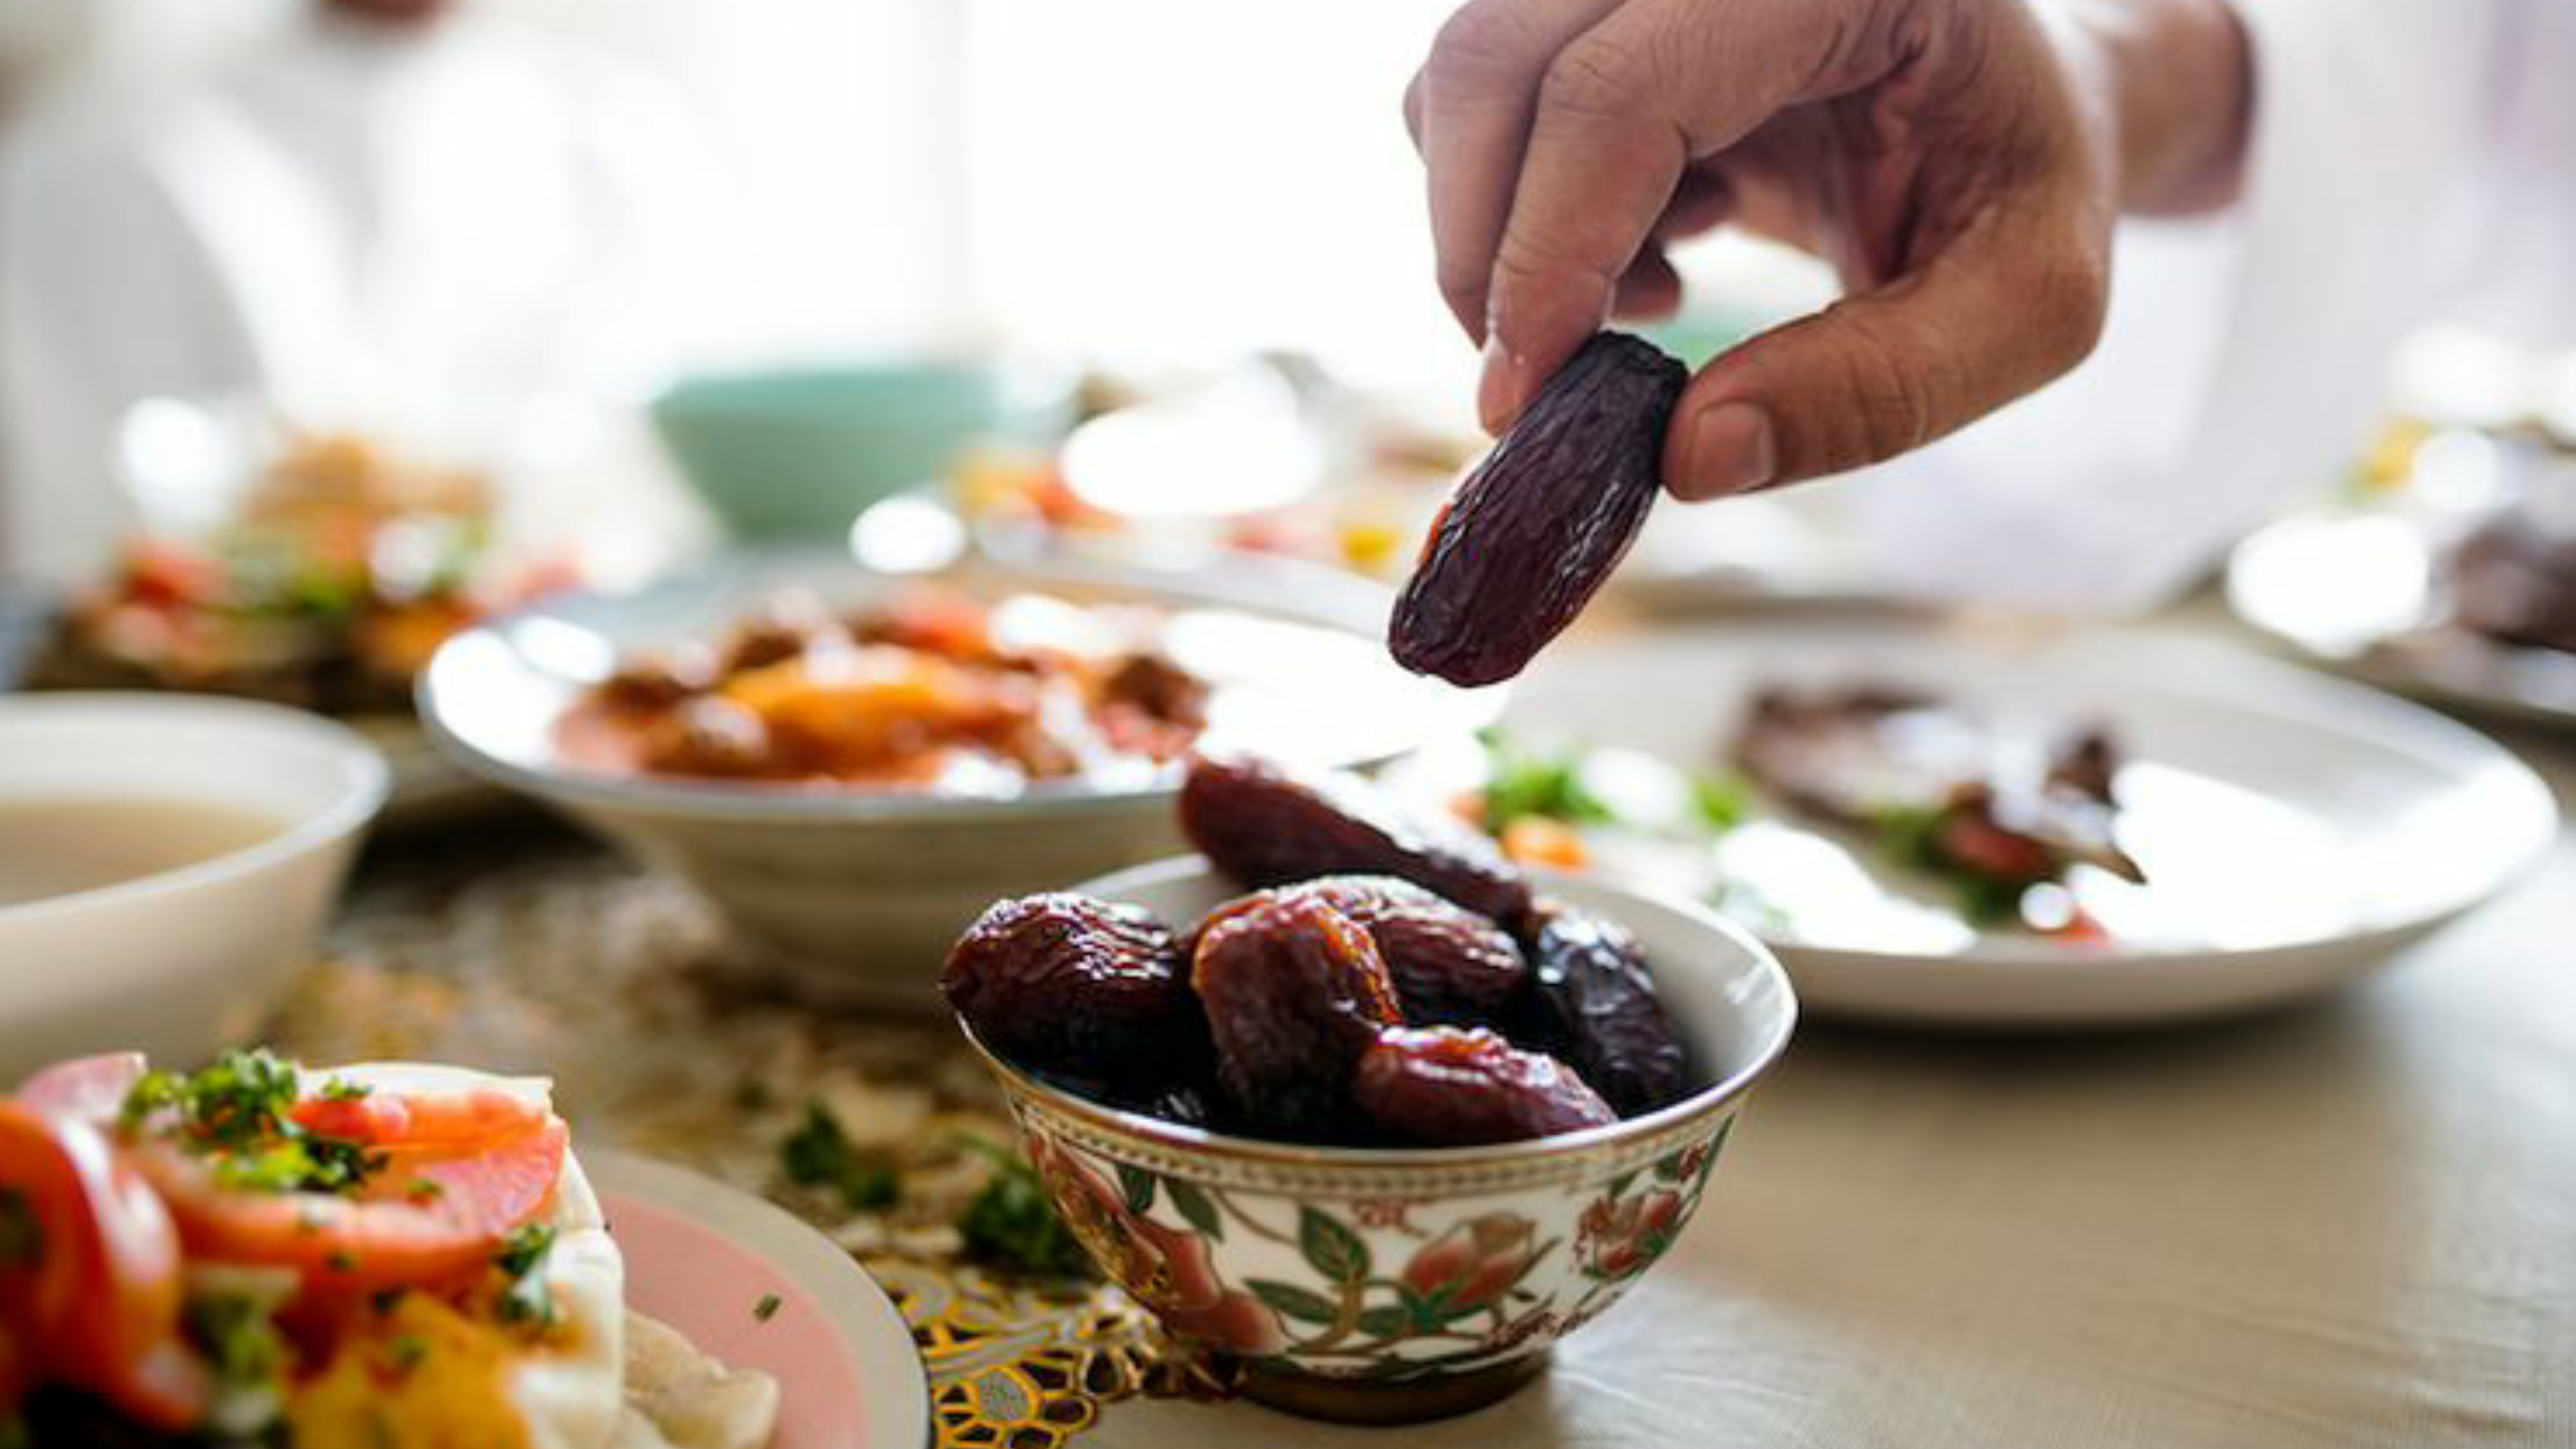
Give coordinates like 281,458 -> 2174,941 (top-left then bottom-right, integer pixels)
959,857 -> 1798,1423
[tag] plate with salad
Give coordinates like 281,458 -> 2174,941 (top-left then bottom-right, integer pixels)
1395,620 -> 2553,1026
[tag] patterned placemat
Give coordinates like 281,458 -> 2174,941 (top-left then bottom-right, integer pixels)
263,825 -> 1233,1447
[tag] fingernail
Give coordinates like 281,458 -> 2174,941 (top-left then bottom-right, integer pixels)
1477,336 -> 1529,435
1678,402 -> 1777,499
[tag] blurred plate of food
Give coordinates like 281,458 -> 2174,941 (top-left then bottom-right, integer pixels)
420,546 -> 1494,1006
938,351 -> 1907,615
941,355 -> 1476,586
1388,618 -> 2553,1027
2227,421 -> 2576,727
1611,485 -> 1898,612
0,1048 -> 916,1447
14,395 -> 582,826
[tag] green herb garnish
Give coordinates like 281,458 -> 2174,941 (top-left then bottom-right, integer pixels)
1476,728 -> 1614,833
753,1294 -> 782,1323
386,1334 -> 431,1375
120,1048 -> 386,1195
1479,727 -> 1750,838
0,1189 -> 41,1269
780,1102 -> 898,1213
1869,802 -> 2031,925
1691,771 -> 1750,831
183,1286 -> 290,1435
954,1138 -> 1092,1281
493,1223 -> 559,1330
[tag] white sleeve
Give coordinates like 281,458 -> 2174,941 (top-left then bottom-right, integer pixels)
0,95 -> 272,586
1835,0 -> 2565,614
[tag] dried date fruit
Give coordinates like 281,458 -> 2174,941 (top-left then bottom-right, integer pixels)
1179,754 -> 1532,924
943,894 -> 1200,1088
1268,876 -> 1526,1026
1354,1026 -> 1614,1145
1519,903 -> 1691,1117
1390,332 -> 1686,686
1192,894 -> 1404,1137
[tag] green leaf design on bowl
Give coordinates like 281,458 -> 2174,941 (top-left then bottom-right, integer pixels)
1166,1178 -> 1222,1238
1299,1205 -> 1371,1284
1248,1278 -> 1340,1324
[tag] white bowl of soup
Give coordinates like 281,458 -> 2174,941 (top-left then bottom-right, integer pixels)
0,692 -> 387,1076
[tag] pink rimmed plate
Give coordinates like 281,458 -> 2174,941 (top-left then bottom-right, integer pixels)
588,1148 -> 930,1449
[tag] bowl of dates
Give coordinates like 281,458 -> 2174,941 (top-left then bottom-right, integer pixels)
942,754 -> 1796,1423
423,550 -> 1488,1008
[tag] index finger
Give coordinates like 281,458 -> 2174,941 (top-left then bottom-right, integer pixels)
1414,0 -> 1628,346
1482,0 -> 1885,423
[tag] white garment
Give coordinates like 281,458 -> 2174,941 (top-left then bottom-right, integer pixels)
1845,0 -> 2576,613
0,10 -> 729,586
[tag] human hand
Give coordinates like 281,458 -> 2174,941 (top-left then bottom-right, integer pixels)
1405,0 -> 2250,497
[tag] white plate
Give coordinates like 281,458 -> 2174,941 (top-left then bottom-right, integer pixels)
1613,491 -> 1891,612
1478,620 -> 2555,1027
2227,506 -> 2576,728
584,1149 -> 929,1449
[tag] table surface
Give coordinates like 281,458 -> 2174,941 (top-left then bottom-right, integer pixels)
290,619 -> 2576,1449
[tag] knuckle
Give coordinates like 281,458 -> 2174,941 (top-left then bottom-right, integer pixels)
1828,309 -> 1946,464
1427,2 -> 1550,91
1492,223 -> 1614,292
1436,262 -> 1490,314
2027,245 -> 2110,374
1537,33 -> 1649,125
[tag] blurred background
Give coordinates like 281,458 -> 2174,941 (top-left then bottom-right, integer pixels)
2,0 -> 2571,712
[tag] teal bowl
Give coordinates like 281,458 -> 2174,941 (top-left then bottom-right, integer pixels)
651,362 -> 1060,540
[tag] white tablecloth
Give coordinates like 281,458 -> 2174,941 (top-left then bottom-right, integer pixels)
1109,726 -> 2576,1447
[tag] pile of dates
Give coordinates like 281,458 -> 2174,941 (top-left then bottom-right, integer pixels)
943,754 -> 1697,1146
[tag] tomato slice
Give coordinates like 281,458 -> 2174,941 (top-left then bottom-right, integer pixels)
140,1081 -> 566,1294
16,1053 -> 148,1126
0,1104 -> 204,1430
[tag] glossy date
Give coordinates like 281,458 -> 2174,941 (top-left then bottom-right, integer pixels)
1389,332 -> 1685,686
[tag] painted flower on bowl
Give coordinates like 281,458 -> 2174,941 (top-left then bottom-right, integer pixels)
1574,1134 -> 1720,1283
1402,1213 -> 1543,1315
1023,1129 -> 1287,1357
1577,1189 -> 1683,1281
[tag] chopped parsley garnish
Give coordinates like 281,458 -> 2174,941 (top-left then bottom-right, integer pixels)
1870,802 -> 2030,925
0,1189 -> 40,1269
780,1102 -> 898,1213
753,1293 -> 782,1323
317,1077 -> 373,1102
494,1223 -> 559,1330
1691,771 -> 1750,831
386,1335 -> 431,1375
1476,728 -> 1614,833
183,1285 -> 290,1436
121,1048 -> 386,1195
954,1138 -> 1092,1281
1477,727 -> 1750,837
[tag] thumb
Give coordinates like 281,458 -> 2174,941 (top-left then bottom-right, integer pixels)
1661,221 -> 2109,500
